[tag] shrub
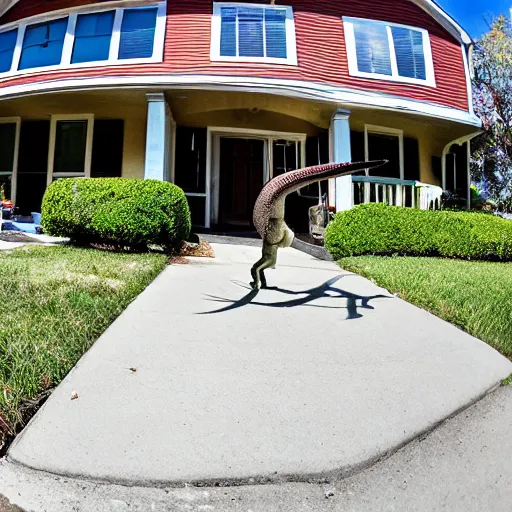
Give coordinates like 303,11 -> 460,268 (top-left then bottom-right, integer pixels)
324,203 -> 512,261
41,178 -> 191,249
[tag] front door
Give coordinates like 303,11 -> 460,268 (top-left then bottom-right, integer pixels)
219,137 -> 264,228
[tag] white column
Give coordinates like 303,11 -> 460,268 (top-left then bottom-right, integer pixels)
330,108 -> 353,211
144,92 -> 173,181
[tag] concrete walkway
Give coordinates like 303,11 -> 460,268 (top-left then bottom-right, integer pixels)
2,384 -> 511,511
7,242 -> 512,487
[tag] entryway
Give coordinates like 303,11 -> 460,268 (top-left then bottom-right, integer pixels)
218,137 -> 264,228
209,127 -> 307,230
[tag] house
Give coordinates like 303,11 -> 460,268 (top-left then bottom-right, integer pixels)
0,0 -> 481,232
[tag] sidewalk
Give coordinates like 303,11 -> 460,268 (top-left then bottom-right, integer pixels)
7,242 -> 512,486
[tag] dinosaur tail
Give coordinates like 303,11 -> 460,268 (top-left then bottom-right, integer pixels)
271,160 -> 387,198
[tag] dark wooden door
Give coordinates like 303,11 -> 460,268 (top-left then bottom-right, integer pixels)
219,138 -> 264,227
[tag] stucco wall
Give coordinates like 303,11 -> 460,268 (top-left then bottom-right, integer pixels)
0,90 -> 147,178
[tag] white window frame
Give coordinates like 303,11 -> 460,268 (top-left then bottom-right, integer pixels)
0,0 -> 167,79
0,117 -> 21,202
343,17 -> 436,87
364,124 -> 404,179
210,2 -> 298,66
47,114 -> 94,186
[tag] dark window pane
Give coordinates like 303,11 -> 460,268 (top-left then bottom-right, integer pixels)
367,133 -> 400,178
220,7 -> 237,56
19,17 -> 68,70
72,11 -> 115,64
391,26 -> 426,80
186,195 -> 206,227
91,120 -> 124,177
174,127 -> 206,194
238,6 -> 264,57
265,9 -> 287,59
54,120 -> 87,174
16,121 -> 50,213
353,21 -> 392,75
0,175 -> 12,201
0,123 -> 16,173
118,8 -> 157,60
0,29 -> 17,73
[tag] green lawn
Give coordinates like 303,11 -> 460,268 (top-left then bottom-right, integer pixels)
338,256 -> 512,358
0,246 -> 167,440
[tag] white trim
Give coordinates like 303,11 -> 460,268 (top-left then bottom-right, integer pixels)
0,74 -> 482,127
441,131 -> 481,192
207,126 -> 306,227
210,2 -> 298,66
461,43 -> 474,117
343,17 -> 436,87
0,1 -> 166,79
0,116 -> 20,202
47,114 -> 94,186
409,0 -> 471,45
364,124 -> 404,180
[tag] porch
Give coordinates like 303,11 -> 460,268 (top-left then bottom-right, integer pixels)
0,88 -> 478,231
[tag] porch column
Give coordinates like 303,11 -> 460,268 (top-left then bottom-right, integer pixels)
144,92 -> 173,181
330,108 -> 353,211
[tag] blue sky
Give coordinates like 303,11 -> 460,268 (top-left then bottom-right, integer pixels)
438,0 -> 510,38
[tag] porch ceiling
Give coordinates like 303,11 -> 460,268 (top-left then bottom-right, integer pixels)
166,90 -> 335,129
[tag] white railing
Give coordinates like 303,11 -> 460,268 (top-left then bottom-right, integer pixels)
351,176 -> 443,210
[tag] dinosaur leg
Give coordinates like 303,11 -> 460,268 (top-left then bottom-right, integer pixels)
250,242 -> 278,290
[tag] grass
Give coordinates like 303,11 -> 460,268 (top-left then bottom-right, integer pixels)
0,245 -> 167,438
338,256 -> 512,358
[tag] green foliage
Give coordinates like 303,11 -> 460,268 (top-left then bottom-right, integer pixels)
472,15 -> 512,209
0,246 -> 167,435
41,178 -> 191,248
338,256 -> 512,357
324,203 -> 512,261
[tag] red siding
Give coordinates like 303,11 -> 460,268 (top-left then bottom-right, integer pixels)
0,0 -> 469,112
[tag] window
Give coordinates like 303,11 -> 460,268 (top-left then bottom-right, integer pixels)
364,125 -> 404,179
0,1 -> 166,75
119,7 -> 158,60
211,2 -> 297,65
53,121 -> 88,175
0,29 -> 17,73
71,10 -> 115,64
0,119 -> 20,202
344,17 -> 435,86
19,18 -> 67,70
48,115 -> 94,184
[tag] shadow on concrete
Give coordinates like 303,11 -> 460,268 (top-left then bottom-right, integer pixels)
200,275 -> 390,319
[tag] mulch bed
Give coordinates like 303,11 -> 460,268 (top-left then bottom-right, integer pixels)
0,232 -> 37,244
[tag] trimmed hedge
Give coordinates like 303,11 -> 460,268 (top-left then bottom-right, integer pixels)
325,203 -> 512,261
42,178 -> 191,248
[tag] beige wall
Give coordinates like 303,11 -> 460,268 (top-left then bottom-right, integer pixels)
0,90 -> 148,179
0,87 -> 479,187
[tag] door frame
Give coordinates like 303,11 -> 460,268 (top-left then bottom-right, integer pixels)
47,114 -> 94,186
207,126 -> 306,227
364,124 -> 404,179
0,117 -> 21,202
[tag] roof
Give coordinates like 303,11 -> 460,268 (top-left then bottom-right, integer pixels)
0,0 -> 472,44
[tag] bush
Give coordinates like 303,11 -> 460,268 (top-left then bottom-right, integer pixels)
324,203 -> 512,261
41,178 -> 191,249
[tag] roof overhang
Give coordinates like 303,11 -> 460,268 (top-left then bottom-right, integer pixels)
0,0 -> 473,44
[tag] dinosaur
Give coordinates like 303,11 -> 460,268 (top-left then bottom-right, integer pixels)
250,160 -> 386,289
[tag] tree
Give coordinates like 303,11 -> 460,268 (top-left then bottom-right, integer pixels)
472,15 -> 512,211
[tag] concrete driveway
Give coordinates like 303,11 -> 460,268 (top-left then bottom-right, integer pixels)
8,242 -> 512,486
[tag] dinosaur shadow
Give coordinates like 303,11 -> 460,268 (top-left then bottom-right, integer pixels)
200,275 -> 390,319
